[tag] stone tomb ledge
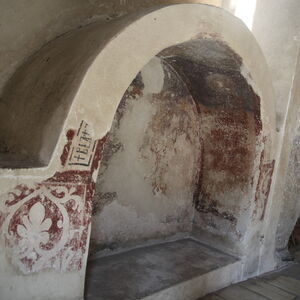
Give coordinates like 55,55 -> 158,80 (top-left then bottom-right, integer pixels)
85,238 -> 241,299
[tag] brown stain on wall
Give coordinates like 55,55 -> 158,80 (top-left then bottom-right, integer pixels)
60,129 -> 76,166
254,150 -> 275,220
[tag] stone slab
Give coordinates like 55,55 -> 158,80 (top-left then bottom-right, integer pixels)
85,238 -> 240,300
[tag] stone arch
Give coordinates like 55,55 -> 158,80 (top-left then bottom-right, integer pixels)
0,4 -> 276,169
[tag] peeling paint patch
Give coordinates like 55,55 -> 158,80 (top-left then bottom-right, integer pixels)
254,151 -> 275,220
2,182 -> 87,274
60,129 -> 76,166
91,57 -> 200,249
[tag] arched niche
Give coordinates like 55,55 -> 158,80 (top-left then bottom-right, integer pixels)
90,38 -> 265,256
86,33 -> 276,297
0,4 -> 277,300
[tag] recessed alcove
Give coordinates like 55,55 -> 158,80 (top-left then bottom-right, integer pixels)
86,38 -> 261,299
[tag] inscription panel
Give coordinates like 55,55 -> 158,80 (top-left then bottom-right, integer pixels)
68,121 -> 96,167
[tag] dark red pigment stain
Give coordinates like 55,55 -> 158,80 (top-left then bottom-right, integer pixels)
259,162 -> 275,220
4,180 -> 88,272
123,73 -> 144,99
5,185 -> 35,207
206,109 -> 255,181
254,150 -> 275,220
192,105 -> 257,226
60,129 -> 76,166
9,196 -> 64,249
46,170 -> 91,184
41,133 -> 109,240
193,138 -> 237,225
90,135 -> 108,175
84,135 -> 108,215
49,134 -> 108,185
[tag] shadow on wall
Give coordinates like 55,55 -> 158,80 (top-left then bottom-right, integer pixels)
0,1 -> 225,169
276,125 -> 300,258
90,38 -> 264,257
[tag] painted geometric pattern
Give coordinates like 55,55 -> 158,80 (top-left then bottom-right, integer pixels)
0,182 -> 90,274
